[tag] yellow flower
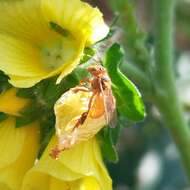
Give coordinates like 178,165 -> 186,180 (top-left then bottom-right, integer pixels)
0,0 -> 109,88
0,88 -> 30,116
0,119 -> 39,190
21,85 -> 112,190
21,137 -> 112,190
54,87 -> 107,150
0,88 -> 39,190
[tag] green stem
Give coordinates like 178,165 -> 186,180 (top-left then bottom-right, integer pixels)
154,0 -> 190,180
120,63 -> 151,91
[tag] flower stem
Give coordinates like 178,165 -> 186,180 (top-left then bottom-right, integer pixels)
154,0 -> 190,181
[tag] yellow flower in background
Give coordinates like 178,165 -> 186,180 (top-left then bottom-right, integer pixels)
21,137 -> 112,190
0,119 -> 39,190
0,0 -> 109,88
0,88 -> 39,190
0,88 -> 30,116
54,87 -> 107,150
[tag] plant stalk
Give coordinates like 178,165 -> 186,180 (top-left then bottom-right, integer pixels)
120,63 -> 151,91
154,0 -> 190,181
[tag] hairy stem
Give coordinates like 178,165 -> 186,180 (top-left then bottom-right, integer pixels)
154,0 -> 190,181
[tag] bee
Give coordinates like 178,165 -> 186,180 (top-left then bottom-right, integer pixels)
50,65 -> 116,159
73,65 -> 117,129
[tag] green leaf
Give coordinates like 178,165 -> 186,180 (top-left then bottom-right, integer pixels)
38,113 -> 55,158
99,127 -> 119,163
110,122 -> 122,145
104,43 -> 146,121
15,103 -> 42,128
0,112 -> 8,122
0,71 -> 11,93
15,116 -> 36,128
37,74 -> 78,109
80,47 -> 95,64
72,67 -> 90,82
16,88 -> 35,98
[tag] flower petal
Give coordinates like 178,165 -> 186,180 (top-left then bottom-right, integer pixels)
0,88 -> 30,116
0,0 -> 55,44
8,75 -> 45,89
0,118 -> 39,190
5,37 -> 85,88
77,177 -> 101,190
54,88 -> 106,149
0,33 -> 49,77
0,0 -> 86,87
0,118 -> 25,167
21,137 -> 112,190
42,0 -> 109,45
58,137 -> 112,190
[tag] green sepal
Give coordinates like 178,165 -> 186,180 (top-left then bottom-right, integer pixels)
80,47 -> 96,64
16,87 -> 35,99
0,71 -> 11,93
104,43 -> 146,122
38,112 -> 55,158
34,74 -> 78,109
99,126 -> 119,163
15,116 -> 36,128
15,103 -> 41,128
0,112 -> 8,122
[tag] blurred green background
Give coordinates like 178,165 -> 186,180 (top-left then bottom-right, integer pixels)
86,0 -> 190,189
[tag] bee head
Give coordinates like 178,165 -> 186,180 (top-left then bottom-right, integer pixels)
87,66 -> 106,77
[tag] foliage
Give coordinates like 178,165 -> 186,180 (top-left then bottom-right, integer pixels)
104,43 -> 146,121
0,71 -> 11,94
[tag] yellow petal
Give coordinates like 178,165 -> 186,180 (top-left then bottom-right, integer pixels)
54,88 -> 106,149
58,137 -> 112,190
0,0 -> 56,44
42,0 -> 109,45
0,118 -> 39,190
0,88 -> 30,116
0,0 -> 107,87
21,137 -> 112,190
0,33 -> 49,78
78,177 -> 101,190
0,0 -> 86,87
8,75 -> 45,89
6,37 -> 85,88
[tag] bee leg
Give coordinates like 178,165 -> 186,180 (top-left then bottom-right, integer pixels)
74,112 -> 88,128
72,86 -> 90,93
49,145 -> 63,160
79,77 -> 91,84
73,92 -> 96,129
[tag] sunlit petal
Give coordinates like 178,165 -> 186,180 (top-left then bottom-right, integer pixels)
42,0 -> 109,45
0,0 -> 108,87
21,137 -> 112,190
54,88 -> 106,149
0,118 -> 39,190
0,88 -> 30,116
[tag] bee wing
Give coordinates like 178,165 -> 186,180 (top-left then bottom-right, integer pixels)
88,93 -> 105,119
99,80 -> 117,128
104,88 -> 117,128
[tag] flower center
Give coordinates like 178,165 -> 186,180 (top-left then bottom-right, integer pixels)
39,35 -> 78,71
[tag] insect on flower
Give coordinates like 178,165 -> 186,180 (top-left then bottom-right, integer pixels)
50,65 -> 117,159
73,65 -> 117,129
